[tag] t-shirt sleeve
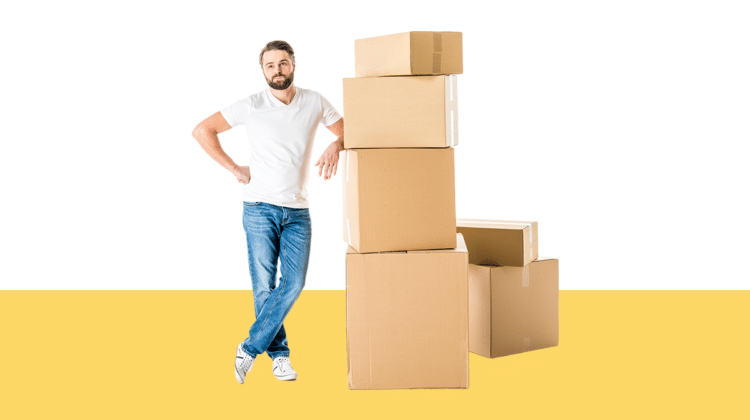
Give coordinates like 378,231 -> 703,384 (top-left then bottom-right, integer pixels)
220,98 -> 249,128
319,94 -> 342,127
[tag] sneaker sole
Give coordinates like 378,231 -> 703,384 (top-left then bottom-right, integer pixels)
274,373 -> 298,381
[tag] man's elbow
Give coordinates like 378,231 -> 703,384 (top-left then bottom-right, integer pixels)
192,124 -> 211,140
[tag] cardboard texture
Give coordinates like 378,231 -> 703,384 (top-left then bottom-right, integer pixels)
456,219 -> 539,266
343,148 -> 457,253
346,234 -> 469,389
355,31 -> 463,77
469,258 -> 559,358
343,75 -> 458,149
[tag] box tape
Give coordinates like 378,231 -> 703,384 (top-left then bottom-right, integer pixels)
445,75 -> 458,147
432,32 -> 442,73
523,337 -> 531,352
346,218 -> 352,247
528,223 -> 534,262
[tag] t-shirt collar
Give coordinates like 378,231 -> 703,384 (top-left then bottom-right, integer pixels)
267,87 -> 299,107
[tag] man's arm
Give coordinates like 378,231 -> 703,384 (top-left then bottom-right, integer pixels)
192,112 -> 250,184
314,117 -> 344,181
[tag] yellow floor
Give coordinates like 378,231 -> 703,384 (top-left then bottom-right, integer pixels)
1,291 -> 748,419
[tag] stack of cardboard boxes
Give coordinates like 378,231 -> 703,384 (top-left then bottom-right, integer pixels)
342,32 -> 560,390
457,220 -> 559,358
343,32 -> 468,390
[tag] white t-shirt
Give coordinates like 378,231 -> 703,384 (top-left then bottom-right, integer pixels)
221,87 -> 342,208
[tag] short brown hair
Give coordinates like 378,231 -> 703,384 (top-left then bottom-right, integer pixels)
259,40 -> 295,66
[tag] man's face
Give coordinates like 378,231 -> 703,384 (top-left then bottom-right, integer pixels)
262,50 -> 295,90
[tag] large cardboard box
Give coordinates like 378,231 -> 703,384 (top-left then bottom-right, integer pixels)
355,31 -> 463,77
469,258 -> 559,358
343,75 -> 458,149
343,148 -> 457,253
456,219 -> 538,267
346,233 -> 469,389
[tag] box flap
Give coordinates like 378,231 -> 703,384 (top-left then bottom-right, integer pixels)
456,219 -> 538,266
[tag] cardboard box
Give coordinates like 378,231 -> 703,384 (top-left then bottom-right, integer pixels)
469,258 -> 559,358
343,148 -> 457,253
355,31 -> 463,77
346,233 -> 469,389
456,219 -> 538,267
343,75 -> 458,149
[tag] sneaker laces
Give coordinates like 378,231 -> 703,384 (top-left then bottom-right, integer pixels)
276,357 -> 292,372
239,354 -> 254,371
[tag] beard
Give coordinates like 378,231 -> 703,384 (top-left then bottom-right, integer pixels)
266,71 -> 294,90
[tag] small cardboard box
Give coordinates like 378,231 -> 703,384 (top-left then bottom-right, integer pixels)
355,31 -> 463,77
469,258 -> 559,358
456,219 -> 538,267
343,148 -> 457,253
346,233 -> 469,389
343,75 -> 458,149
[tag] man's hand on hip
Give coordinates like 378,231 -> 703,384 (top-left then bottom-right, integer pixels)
315,139 -> 343,181
232,166 -> 251,184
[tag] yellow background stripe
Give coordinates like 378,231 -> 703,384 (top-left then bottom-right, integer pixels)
1,291 -> 748,419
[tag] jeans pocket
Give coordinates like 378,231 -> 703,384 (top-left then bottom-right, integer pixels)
243,201 -> 262,207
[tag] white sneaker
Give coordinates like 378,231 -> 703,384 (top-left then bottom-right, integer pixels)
272,357 -> 297,381
235,344 -> 255,384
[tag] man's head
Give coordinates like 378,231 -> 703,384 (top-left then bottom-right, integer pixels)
259,40 -> 296,91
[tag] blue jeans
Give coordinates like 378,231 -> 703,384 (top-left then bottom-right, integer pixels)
240,201 -> 312,360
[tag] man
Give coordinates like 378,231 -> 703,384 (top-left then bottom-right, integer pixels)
191,40 -> 344,383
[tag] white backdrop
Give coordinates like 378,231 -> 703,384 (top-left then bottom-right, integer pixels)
1,0 -> 748,290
